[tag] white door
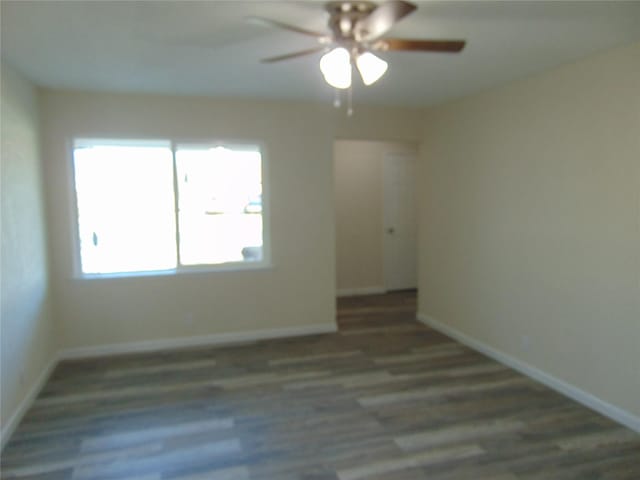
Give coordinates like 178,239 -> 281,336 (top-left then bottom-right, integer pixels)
383,152 -> 418,291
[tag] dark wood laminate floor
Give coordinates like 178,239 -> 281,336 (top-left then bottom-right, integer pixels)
2,291 -> 639,479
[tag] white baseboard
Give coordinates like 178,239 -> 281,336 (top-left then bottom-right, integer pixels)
337,287 -> 386,297
417,313 -> 640,433
1,355 -> 58,451
58,323 -> 338,360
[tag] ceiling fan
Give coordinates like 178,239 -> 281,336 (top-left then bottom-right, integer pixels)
248,0 -> 466,102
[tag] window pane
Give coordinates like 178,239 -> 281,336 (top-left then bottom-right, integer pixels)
73,145 -> 177,274
176,146 -> 263,266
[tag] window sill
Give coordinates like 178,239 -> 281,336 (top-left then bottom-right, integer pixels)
75,262 -> 274,280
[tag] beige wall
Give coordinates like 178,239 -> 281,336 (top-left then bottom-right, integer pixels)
40,90 -> 422,350
418,42 -> 640,417
1,64 -> 56,439
334,140 -> 417,293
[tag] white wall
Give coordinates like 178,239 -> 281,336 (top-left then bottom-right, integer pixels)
1,63 -> 56,442
418,42 -> 640,419
40,90 -> 422,351
334,140 -> 417,293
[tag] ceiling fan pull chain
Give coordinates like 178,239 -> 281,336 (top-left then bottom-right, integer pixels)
347,83 -> 354,116
334,88 -> 341,108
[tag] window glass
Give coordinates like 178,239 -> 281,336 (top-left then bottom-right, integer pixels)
73,145 -> 177,274
175,146 -> 263,265
72,141 -> 265,276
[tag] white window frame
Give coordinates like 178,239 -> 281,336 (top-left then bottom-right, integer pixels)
69,138 -> 272,279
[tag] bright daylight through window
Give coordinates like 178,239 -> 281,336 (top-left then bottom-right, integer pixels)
73,141 -> 265,276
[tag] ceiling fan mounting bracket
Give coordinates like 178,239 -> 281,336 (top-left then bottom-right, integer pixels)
325,1 -> 377,41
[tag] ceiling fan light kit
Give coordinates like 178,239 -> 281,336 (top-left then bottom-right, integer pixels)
320,47 -> 352,89
249,0 -> 466,114
356,51 -> 388,86
320,48 -> 387,90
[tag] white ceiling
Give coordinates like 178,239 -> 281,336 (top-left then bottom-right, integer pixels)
2,1 -> 639,107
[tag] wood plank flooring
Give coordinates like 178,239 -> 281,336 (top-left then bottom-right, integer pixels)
2,291 -> 639,479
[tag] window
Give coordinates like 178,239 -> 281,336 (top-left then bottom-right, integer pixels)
72,140 -> 267,276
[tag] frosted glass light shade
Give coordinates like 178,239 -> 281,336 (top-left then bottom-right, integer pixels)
319,47 -> 352,89
356,52 -> 388,86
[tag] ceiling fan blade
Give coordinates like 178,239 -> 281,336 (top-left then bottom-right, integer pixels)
376,38 -> 466,53
246,16 -> 327,39
261,46 -> 326,63
354,0 -> 417,42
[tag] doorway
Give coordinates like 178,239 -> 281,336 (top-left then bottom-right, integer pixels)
334,140 -> 418,296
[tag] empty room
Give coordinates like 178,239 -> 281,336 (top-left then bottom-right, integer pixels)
1,1 -> 639,479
